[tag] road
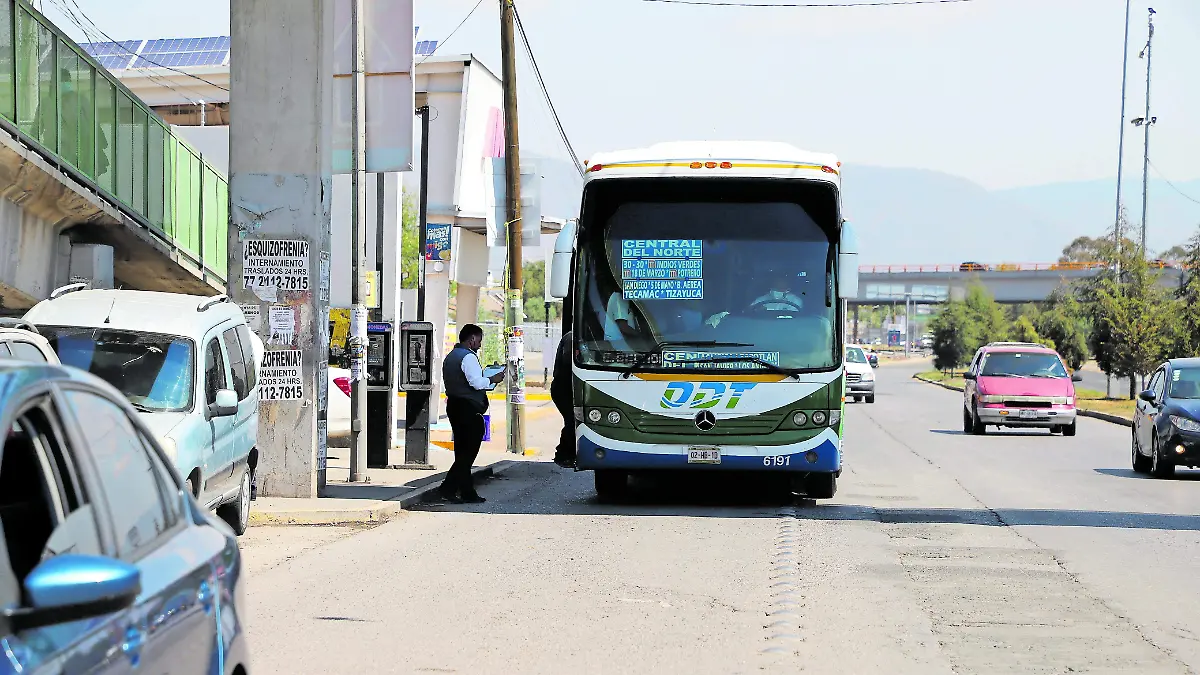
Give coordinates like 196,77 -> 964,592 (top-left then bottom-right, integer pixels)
240,363 -> 1200,675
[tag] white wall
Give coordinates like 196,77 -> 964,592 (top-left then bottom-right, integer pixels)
173,125 -> 230,175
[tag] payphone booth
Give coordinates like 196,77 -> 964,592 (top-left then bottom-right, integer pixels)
399,321 -> 435,468
365,322 -> 394,468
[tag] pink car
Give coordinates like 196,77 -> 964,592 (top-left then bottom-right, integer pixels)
962,342 -> 1083,436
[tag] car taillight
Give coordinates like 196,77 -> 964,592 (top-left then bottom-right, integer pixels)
334,377 -> 351,397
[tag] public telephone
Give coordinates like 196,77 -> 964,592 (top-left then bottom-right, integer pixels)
366,322 -> 393,391
399,321 -> 435,392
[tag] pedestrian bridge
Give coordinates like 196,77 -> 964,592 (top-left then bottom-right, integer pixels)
0,1 -> 226,311
854,262 -> 1184,305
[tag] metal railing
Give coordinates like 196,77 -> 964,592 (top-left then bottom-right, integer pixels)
0,0 -> 227,281
859,260 -> 1184,274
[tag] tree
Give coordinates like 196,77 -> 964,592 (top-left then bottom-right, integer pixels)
1158,244 -> 1188,261
399,190 -> 419,289
1036,291 -> 1089,370
520,260 -> 560,323
929,301 -> 972,373
1011,315 -> 1052,349
1059,236 -> 1111,263
962,283 -> 1008,353
1174,230 -> 1200,357
1090,244 -> 1180,398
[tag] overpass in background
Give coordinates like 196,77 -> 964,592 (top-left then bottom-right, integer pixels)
0,1 -> 226,312
853,262 -> 1185,306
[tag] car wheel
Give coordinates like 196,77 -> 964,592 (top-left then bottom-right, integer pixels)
1062,421 -> 1077,437
1149,436 -> 1175,479
594,470 -> 629,502
963,407 -> 973,434
865,395 -> 875,404
970,405 -> 987,436
218,468 -> 252,535
1131,429 -> 1151,473
803,473 -> 837,500
186,476 -> 199,499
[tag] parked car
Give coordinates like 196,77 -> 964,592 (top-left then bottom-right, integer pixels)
24,286 -> 260,534
1132,358 -> 1200,478
0,360 -> 250,674
959,261 -> 988,272
0,320 -> 58,364
962,342 -> 1082,436
328,365 -> 351,439
845,344 -> 875,403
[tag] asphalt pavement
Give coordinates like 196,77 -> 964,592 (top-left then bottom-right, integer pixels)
239,364 -> 1200,674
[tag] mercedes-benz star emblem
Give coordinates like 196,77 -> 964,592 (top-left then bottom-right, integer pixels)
694,410 -> 717,431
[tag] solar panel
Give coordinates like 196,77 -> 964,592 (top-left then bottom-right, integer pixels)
415,40 -> 438,56
80,40 -> 140,57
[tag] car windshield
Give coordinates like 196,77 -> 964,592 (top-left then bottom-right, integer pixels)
574,178 -> 840,372
981,351 -> 1067,378
1169,368 -> 1200,399
846,347 -> 867,364
41,325 -> 195,412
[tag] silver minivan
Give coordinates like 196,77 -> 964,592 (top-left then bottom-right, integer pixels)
25,286 -> 261,534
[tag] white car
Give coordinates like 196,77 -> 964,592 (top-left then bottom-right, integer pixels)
845,344 -> 876,403
0,319 -> 60,363
328,366 -> 351,438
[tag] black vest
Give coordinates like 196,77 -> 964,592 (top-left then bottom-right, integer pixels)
443,344 -> 489,412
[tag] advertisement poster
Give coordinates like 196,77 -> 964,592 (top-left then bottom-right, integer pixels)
621,239 -> 704,300
242,239 -> 310,294
425,223 -> 452,261
259,350 -> 304,401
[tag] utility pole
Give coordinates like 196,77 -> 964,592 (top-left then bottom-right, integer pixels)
402,105 -> 433,468
500,0 -> 526,454
1134,7 -> 1157,257
1113,0 -> 1131,273
348,0 -> 368,482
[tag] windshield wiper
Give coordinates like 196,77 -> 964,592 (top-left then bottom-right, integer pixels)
672,355 -> 800,380
619,340 -> 752,378
128,402 -> 159,413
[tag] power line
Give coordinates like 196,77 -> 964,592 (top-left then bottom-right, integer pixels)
512,4 -> 585,178
418,0 -> 487,66
65,0 -> 230,92
1149,159 -> 1200,207
641,0 -> 976,6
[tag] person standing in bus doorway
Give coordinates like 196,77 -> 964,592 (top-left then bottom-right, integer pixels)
551,330 -> 576,468
440,324 -> 506,503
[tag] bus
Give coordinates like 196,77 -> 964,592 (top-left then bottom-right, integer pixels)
548,141 -> 859,500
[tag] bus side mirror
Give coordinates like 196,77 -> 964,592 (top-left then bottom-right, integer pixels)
838,220 -> 859,300
549,221 -> 575,299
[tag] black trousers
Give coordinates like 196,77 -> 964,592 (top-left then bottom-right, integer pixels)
442,397 -> 485,497
551,390 -> 575,461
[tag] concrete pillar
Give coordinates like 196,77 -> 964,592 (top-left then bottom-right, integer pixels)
228,0 -> 334,498
456,282 -> 480,325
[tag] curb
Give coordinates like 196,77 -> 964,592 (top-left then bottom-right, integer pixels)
1078,409 -> 1133,427
248,460 -> 518,527
912,374 -> 964,392
912,374 -> 1135,428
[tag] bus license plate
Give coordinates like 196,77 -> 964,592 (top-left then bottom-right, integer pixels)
688,447 -> 721,464
1019,409 -> 1038,419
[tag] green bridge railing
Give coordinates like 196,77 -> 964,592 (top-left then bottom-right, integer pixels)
0,0 -> 227,282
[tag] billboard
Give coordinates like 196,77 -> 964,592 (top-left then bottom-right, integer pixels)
332,0 -> 415,173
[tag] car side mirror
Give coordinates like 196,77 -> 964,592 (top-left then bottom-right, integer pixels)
838,221 -> 859,300
209,389 -> 238,417
1071,373 -> 1083,382
1138,390 -> 1157,403
549,222 -> 576,300
963,372 -> 976,380
5,555 -> 140,632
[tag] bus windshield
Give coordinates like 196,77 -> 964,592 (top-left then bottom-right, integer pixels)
575,178 -> 840,373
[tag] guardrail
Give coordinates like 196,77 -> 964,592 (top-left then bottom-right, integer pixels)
0,0 -> 227,281
859,261 -> 1184,274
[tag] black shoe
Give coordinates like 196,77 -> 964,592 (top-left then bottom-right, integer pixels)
553,456 -> 577,468
461,494 -> 486,504
438,488 -> 463,503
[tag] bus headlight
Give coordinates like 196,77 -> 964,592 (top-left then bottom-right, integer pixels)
811,410 -> 828,425
587,409 -> 603,423
606,410 -> 622,425
792,411 -> 808,427
829,409 -> 841,426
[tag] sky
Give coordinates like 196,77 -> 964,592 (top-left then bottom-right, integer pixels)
40,0 -> 1200,193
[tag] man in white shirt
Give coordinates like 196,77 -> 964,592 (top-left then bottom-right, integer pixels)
706,274 -> 804,327
603,292 -> 640,350
439,324 -> 506,503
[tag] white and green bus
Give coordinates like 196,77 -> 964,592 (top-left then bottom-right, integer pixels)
548,142 -> 859,500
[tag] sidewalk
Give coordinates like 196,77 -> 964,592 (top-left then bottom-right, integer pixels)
250,399 -> 563,526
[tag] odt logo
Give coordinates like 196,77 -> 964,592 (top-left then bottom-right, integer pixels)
660,382 -> 757,410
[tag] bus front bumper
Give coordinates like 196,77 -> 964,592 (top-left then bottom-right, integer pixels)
575,425 -> 841,473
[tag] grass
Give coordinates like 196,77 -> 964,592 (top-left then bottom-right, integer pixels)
915,371 -> 1136,420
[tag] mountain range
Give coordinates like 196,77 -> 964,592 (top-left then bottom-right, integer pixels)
527,156 -> 1200,265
